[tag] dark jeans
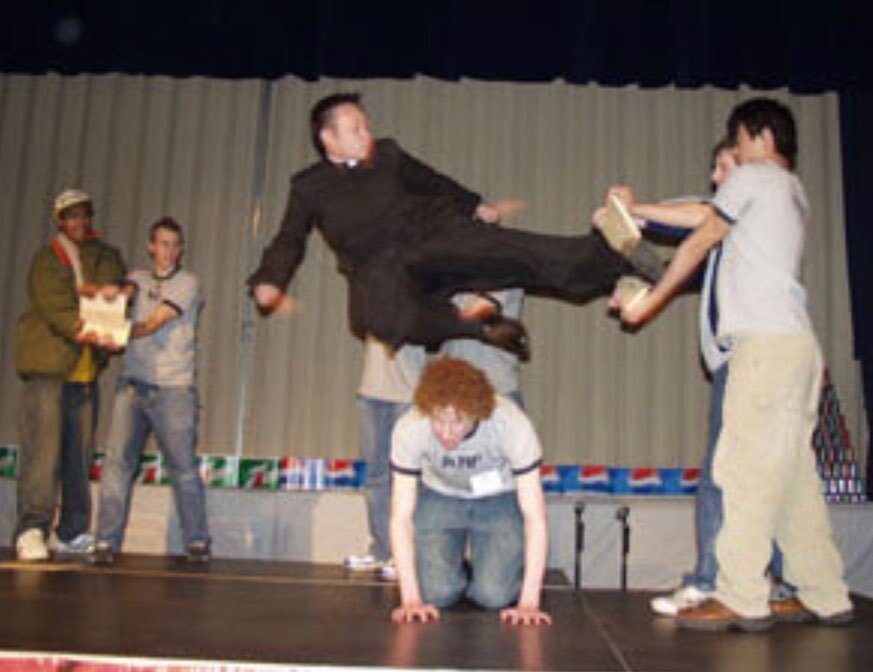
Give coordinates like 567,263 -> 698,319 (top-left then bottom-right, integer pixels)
358,396 -> 410,561
16,376 -> 97,543
96,379 -> 209,550
350,226 -> 624,349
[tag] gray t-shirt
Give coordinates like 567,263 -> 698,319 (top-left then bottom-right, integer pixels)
710,161 -> 812,348
123,268 -> 201,386
441,289 -> 524,394
390,395 -> 542,499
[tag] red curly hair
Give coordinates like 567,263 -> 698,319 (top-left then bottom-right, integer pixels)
414,358 -> 495,421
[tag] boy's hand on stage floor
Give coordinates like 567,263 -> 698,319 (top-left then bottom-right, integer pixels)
392,602 -> 441,624
500,606 -> 553,626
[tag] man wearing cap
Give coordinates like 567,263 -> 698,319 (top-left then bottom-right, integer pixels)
14,189 -> 127,561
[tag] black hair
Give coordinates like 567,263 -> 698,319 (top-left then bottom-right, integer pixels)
309,92 -> 363,158
149,216 -> 184,243
727,98 -> 798,169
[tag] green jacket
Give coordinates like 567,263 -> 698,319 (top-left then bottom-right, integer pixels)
16,235 -> 126,378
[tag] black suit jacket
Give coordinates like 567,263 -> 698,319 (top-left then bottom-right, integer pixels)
249,138 -> 482,291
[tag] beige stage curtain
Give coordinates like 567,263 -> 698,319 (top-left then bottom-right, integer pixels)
0,73 -> 865,471
0,73 -> 262,454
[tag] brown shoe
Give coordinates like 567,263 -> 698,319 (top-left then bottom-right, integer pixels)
676,598 -> 773,633
770,597 -> 815,624
771,597 -> 854,626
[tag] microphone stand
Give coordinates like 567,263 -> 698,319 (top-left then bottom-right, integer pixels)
615,505 -> 630,592
573,501 -> 586,589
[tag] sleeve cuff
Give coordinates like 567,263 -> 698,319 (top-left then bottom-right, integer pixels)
713,204 -> 737,225
161,300 -> 184,315
511,458 -> 542,477
390,461 -> 422,477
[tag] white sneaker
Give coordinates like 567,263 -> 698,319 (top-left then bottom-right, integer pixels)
16,528 -> 49,562
55,532 -> 95,555
650,585 -> 712,617
379,560 -> 397,581
344,553 -> 385,572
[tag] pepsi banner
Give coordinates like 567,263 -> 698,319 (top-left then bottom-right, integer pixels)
0,444 -> 863,500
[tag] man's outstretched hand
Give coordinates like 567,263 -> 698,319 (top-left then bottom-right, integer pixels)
252,283 -> 301,316
476,199 -> 526,224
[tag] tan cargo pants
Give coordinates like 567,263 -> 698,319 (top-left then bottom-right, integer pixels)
713,333 -> 851,618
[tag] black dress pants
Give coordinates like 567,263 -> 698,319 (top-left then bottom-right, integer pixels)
349,223 -> 626,349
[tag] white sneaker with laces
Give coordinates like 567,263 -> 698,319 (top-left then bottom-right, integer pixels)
650,585 -> 712,617
379,560 -> 397,581
55,532 -> 95,555
344,553 -> 385,571
16,528 -> 49,562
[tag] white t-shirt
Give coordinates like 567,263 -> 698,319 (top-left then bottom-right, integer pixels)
390,395 -> 542,499
123,268 -> 201,386
699,249 -> 730,374
357,336 -> 426,403
709,161 -> 813,349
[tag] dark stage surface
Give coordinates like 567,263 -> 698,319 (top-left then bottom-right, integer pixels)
0,553 -> 871,672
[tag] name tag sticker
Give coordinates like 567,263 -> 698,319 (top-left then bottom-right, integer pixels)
470,469 -> 503,496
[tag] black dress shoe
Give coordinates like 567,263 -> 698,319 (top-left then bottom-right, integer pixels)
481,316 -> 531,361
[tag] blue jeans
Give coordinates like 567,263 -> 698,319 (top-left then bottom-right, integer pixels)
359,396 -> 409,561
16,377 -> 97,543
415,486 -> 524,609
684,363 -> 784,590
96,379 -> 210,550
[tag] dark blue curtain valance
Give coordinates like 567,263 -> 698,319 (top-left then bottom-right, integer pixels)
4,1 -> 871,92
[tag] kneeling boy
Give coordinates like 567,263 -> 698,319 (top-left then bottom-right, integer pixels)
390,358 -> 551,625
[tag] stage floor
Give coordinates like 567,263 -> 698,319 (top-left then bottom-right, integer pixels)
0,553 -> 871,672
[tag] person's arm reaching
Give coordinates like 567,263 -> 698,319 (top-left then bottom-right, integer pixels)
618,206 -> 729,326
500,468 -> 552,626
390,472 -> 440,624
130,302 -> 181,339
628,200 -> 711,230
394,141 -> 482,217
391,140 -> 524,224
248,184 -> 313,312
598,185 -> 710,230
474,199 -> 525,223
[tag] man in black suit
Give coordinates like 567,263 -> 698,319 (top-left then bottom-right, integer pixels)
249,93 -> 659,359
